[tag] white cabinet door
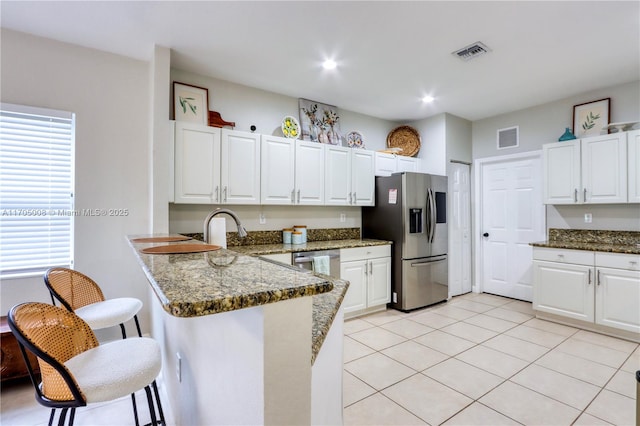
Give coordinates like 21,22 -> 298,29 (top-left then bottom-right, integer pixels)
542,140 -> 581,204
174,122 -> 221,204
295,141 -> 325,205
340,260 -> 367,314
351,149 -> 375,206
261,135 -> 295,205
595,267 -> 640,333
396,156 -> 417,173
533,260 -> 594,322
324,145 -> 351,206
260,253 -> 293,266
221,129 -> 261,204
628,130 -> 640,203
581,133 -> 627,203
367,257 -> 391,307
375,152 -> 396,176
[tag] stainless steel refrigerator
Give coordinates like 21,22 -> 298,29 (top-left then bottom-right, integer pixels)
362,172 -> 448,311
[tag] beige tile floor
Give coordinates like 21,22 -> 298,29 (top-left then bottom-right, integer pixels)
2,292 -> 638,425
344,292 -> 640,426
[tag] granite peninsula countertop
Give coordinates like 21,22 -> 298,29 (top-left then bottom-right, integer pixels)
128,235 -> 351,364
530,228 -> 640,255
128,236 -> 334,318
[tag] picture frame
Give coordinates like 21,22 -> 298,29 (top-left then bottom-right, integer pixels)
173,81 -> 209,125
298,98 -> 342,145
573,98 -> 610,138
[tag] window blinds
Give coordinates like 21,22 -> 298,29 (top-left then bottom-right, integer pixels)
0,103 -> 74,277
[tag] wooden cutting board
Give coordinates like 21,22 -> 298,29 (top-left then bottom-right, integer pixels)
141,244 -> 221,254
132,236 -> 192,243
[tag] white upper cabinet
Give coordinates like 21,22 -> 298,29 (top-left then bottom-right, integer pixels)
221,129 -> 261,204
396,155 -> 418,173
543,132 -> 627,204
543,140 -> 581,204
324,145 -> 351,206
374,152 -> 397,176
628,130 -> 640,203
174,122 -> 221,204
295,140 -> 325,205
260,136 -> 326,205
325,146 -> 374,206
581,133 -> 627,203
374,152 -> 418,176
351,149 -> 375,206
261,135 -> 296,205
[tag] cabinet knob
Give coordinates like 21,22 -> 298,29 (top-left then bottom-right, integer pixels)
482,233 -> 489,238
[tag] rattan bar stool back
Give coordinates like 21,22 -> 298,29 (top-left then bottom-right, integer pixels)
44,267 -> 143,338
8,302 -> 163,426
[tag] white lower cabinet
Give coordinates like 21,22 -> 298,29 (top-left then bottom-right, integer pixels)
340,245 -> 391,316
259,253 -> 292,266
533,255 -> 594,322
533,248 -> 640,335
595,253 -> 640,333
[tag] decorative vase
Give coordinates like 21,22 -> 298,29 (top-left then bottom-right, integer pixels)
558,127 -> 576,141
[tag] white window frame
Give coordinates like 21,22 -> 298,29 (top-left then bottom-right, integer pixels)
0,103 -> 75,278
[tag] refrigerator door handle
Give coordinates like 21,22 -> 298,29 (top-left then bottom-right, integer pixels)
428,189 -> 436,243
425,189 -> 432,243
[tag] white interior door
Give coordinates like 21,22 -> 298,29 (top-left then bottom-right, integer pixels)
478,153 -> 545,301
449,162 -> 472,297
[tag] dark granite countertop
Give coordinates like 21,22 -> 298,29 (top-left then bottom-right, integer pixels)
128,235 -> 334,318
530,228 -> 640,254
530,240 -> 640,254
129,234 -> 351,365
230,238 -> 391,256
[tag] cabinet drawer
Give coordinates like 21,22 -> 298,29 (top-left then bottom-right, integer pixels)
340,245 -> 390,262
533,248 -> 594,265
596,252 -> 640,270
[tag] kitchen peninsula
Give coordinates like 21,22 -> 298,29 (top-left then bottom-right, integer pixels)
128,235 -> 348,425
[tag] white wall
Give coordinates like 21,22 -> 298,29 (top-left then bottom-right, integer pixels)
171,68 -> 395,149
0,29 -> 153,337
409,113 -> 447,175
445,113 -> 473,164
472,80 -> 640,233
547,204 -> 640,232
472,80 -> 640,160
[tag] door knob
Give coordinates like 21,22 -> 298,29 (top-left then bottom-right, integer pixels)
483,232 -> 489,237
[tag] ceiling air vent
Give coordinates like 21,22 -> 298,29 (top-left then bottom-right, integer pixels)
453,42 -> 491,62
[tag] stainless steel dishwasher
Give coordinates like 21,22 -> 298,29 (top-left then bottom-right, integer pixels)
292,250 -> 341,277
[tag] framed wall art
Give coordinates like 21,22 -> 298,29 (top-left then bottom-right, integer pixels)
298,98 -> 342,145
573,98 -> 610,138
173,82 -> 209,125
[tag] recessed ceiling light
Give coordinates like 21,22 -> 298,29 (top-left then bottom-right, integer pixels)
322,59 -> 337,70
422,95 -> 435,103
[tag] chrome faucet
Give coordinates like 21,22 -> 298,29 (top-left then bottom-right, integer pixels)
203,208 -> 248,244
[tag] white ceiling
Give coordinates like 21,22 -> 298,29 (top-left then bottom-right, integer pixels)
2,1 -> 638,121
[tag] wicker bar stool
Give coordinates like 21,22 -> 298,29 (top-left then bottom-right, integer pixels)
43,267 -> 165,425
8,302 -> 163,426
44,267 -> 143,339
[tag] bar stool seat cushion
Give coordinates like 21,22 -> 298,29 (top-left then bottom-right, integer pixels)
64,337 -> 160,403
74,298 -> 142,330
